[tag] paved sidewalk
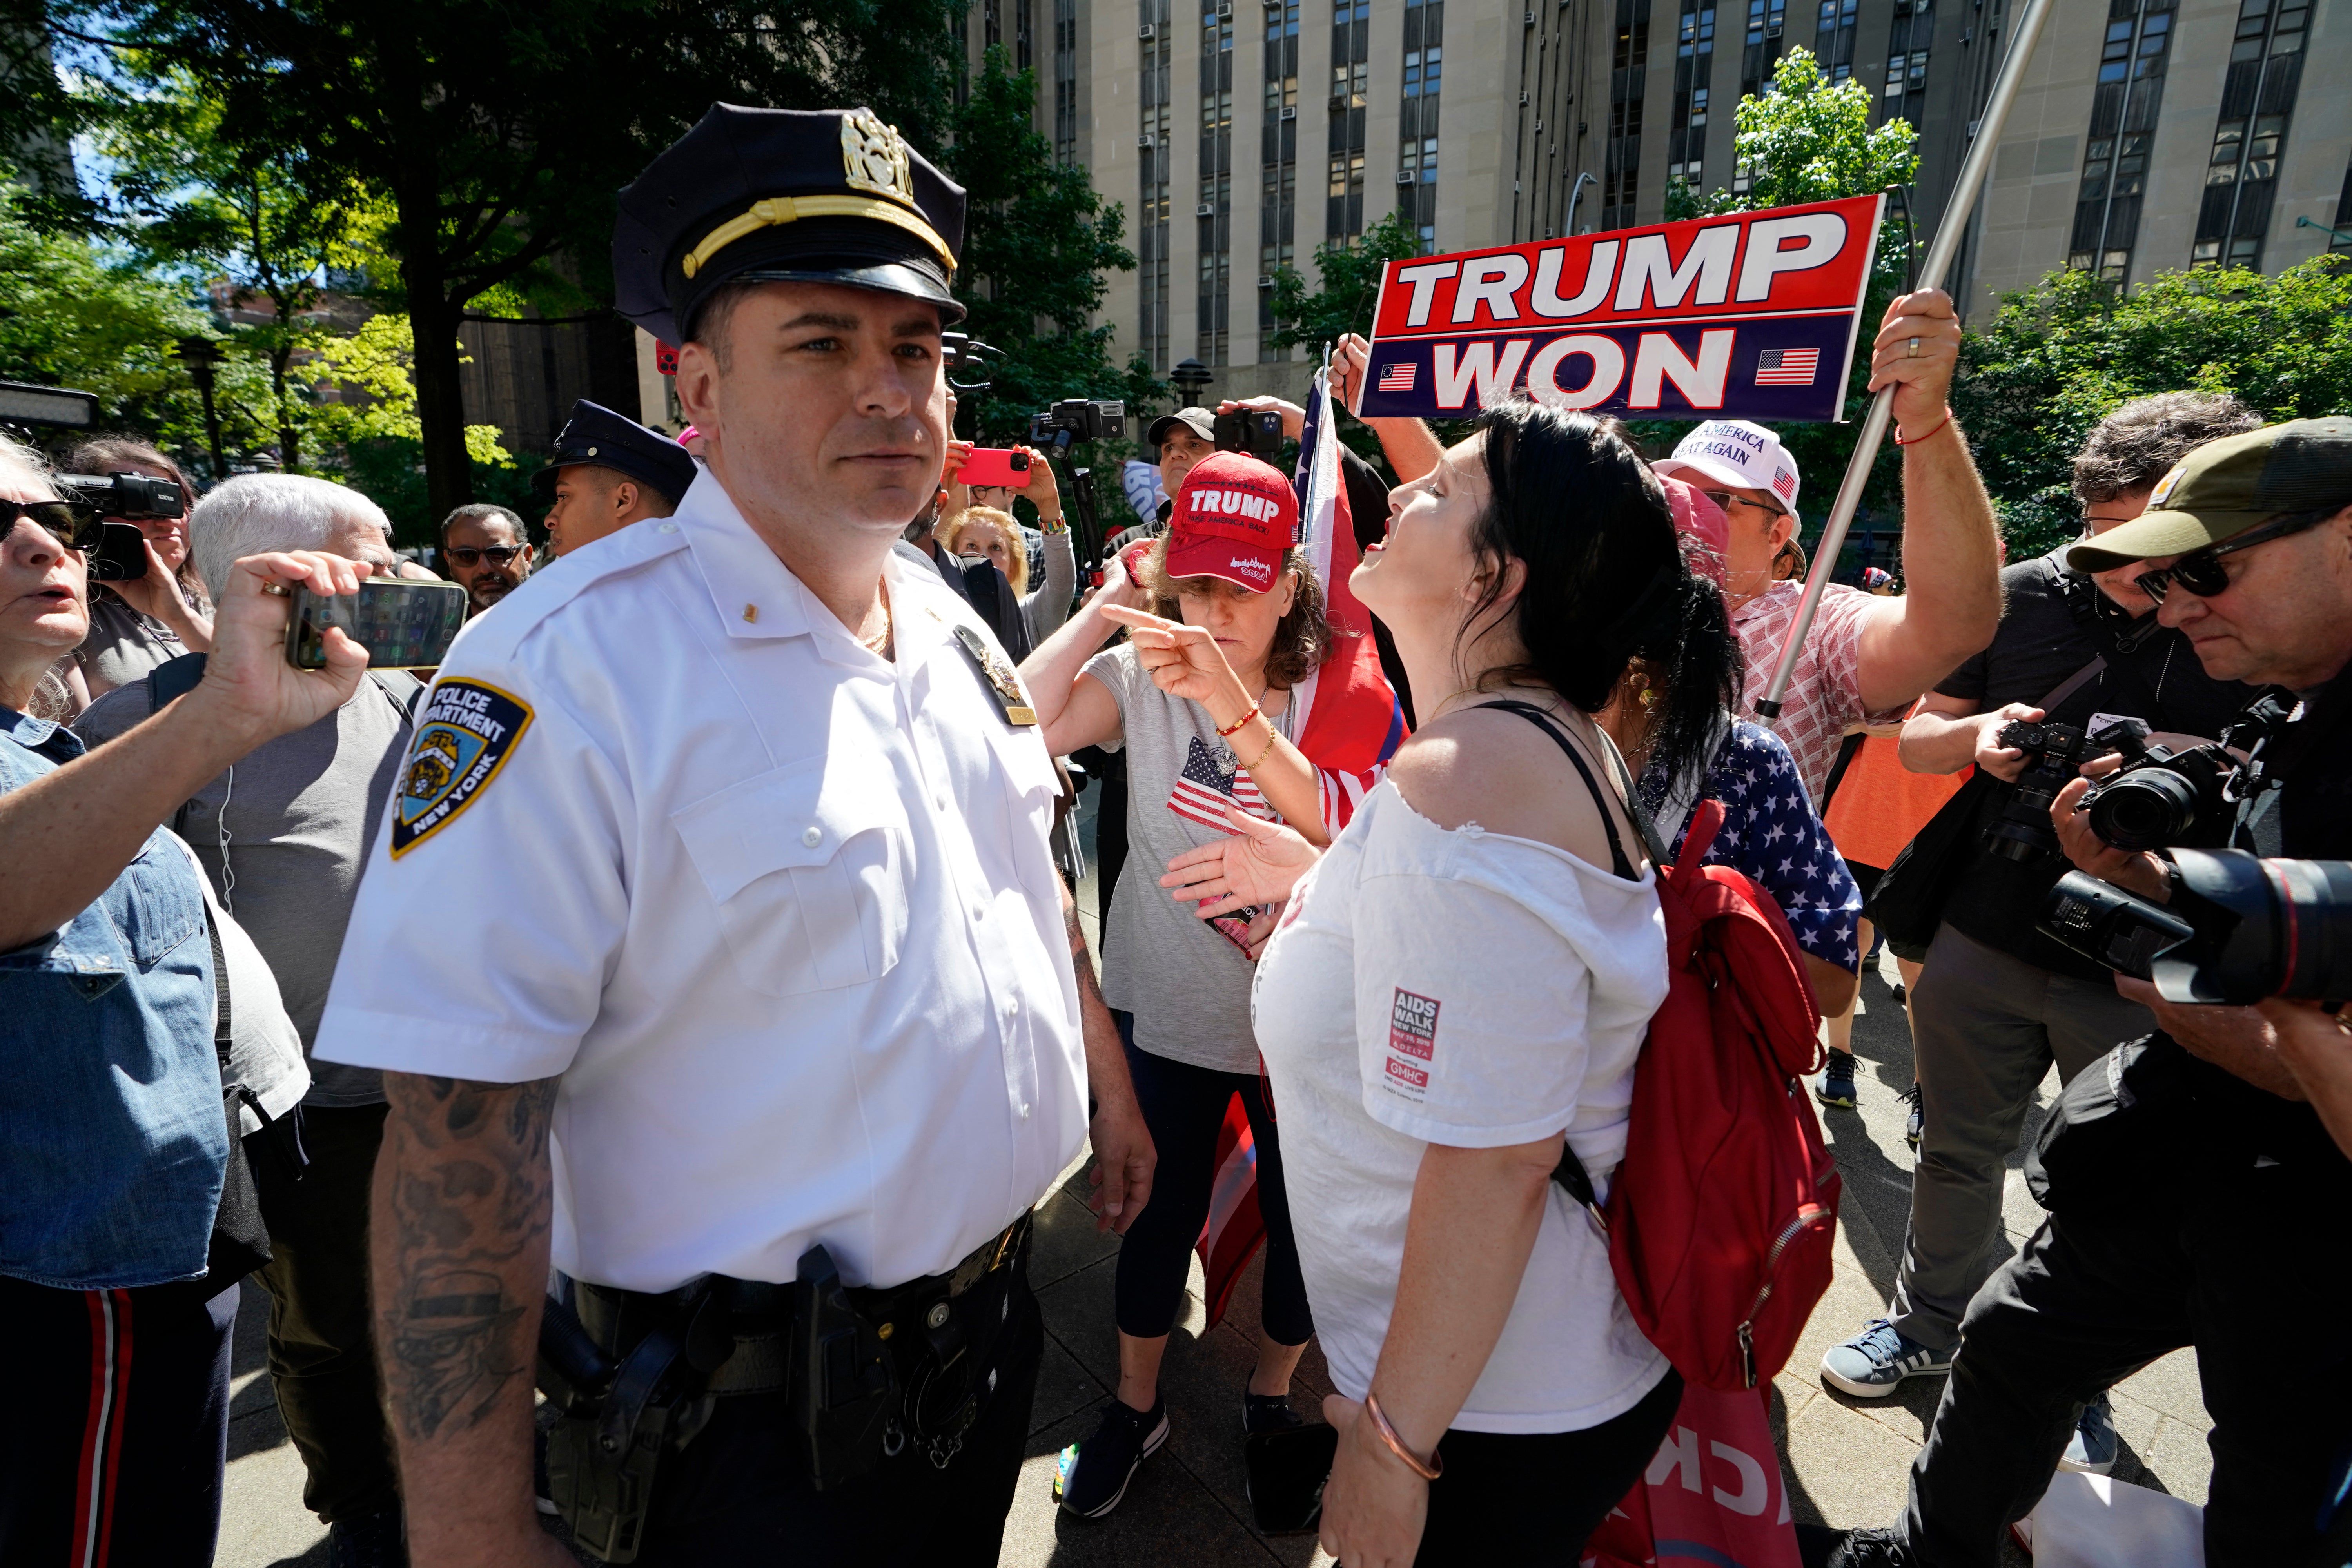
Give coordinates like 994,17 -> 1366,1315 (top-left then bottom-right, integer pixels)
217,790 -> 2212,1564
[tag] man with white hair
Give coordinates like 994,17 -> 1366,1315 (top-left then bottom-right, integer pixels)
76,473 -> 418,1561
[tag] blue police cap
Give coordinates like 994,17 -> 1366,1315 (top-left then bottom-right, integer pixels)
533,400 -> 700,504
613,104 -> 967,350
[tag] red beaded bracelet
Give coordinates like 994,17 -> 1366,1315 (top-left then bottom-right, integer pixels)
1216,700 -> 1262,739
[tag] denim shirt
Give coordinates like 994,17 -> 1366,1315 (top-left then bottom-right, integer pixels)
0,705 -> 226,1289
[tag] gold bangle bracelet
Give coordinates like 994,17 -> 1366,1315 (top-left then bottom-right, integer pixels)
1363,1392 -> 1442,1480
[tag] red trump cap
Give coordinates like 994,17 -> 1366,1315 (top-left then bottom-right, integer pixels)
1166,451 -> 1298,593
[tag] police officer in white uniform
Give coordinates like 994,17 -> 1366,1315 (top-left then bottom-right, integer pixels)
313,105 -> 1155,1568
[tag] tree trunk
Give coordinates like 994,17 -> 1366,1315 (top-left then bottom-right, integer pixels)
400,222 -> 474,525
271,332 -> 300,474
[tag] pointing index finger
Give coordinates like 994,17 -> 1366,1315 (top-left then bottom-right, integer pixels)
1100,602 -> 1179,633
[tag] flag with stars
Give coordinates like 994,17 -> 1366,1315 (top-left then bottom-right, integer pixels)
1167,736 -> 1274,833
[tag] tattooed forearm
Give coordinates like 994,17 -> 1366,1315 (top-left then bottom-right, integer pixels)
1063,886 -> 1109,1009
373,1073 -> 559,1445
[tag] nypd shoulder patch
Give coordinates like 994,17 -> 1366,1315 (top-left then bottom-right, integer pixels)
390,679 -> 534,858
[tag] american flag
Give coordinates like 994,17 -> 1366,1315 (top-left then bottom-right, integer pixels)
1755,347 -> 1820,387
1771,465 -> 1798,504
1377,362 -> 1417,392
1167,735 -> 1272,833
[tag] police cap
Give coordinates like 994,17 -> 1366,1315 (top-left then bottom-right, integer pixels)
613,104 -> 967,350
533,400 -> 699,504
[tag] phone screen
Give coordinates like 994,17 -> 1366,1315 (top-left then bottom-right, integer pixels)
286,581 -> 469,670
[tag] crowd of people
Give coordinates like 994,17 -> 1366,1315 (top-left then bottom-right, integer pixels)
5,98 -> 2352,1568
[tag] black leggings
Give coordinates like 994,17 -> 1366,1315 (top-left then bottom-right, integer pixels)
1111,1013 -> 1314,1348
1416,1370 -> 1684,1566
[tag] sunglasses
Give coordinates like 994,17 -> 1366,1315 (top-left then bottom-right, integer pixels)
2131,506 -> 2335,605
1698,487 -> 1788,520
2,499 -> 103,552
445,545 -> 524,568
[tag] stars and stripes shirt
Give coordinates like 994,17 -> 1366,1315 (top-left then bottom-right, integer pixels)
1732,580 -> 1908,802
1640,721 -> 1864,973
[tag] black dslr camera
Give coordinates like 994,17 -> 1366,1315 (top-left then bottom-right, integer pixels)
1213,407 -> 1285,459
1982,718 -> 2147,863
2077,690 -> 2294,851
2041,851 -> 2352,1005
1027,398 -> 1127,449
51,472 -> 189,583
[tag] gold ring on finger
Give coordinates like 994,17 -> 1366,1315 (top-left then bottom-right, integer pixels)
259,581 -> 294,598
1908,336 -> 1921,358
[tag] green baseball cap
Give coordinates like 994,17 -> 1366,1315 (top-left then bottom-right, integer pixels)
2067,416 -> 2352,573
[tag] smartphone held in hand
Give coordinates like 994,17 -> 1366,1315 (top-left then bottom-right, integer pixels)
285,580 -> 467,670
958,447 -> 1033,488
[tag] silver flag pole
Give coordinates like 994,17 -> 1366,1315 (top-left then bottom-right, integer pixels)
1753,0 -> 2055,724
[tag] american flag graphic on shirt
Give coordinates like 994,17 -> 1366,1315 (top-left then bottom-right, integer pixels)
1377,363 -> 1417,392
1167,735 -> 1274,833
1755,347 -> 1821,386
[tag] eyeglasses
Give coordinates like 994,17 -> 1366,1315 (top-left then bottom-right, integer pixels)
1698,487 -> 1788,520
2131,506 -> 2336,605
2,499 -> 102,552
445,545 -> 524,568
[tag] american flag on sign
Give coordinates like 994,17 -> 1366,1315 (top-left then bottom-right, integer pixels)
1755,347 -> 1821,387
1167,736 -> 1273,833
1377,362 -> 1416,392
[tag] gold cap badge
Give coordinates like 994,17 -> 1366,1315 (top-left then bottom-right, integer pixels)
841,109 -> 915,207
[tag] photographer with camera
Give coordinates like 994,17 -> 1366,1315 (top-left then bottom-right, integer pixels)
1828,415 -> 2352,1568
0,434 -> 369,1565
58,437 -> 211,704
1817,396 -> 2261,1464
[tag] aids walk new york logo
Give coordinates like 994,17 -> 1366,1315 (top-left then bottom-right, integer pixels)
1383,988 -> 1440,1100
391,679 -> 534,858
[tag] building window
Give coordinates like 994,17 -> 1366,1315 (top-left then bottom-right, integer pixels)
2066,0 -> 2176,284
1141,0 -> 1172,372
1814,0 -> 1857,81
1053,0 -> 1079,163
1397,0 -> 1443,251
1328,0 -> 1372,241
1742,0 -> 1785,99
2190,0 -> 2307,271
1603,0 -> 1649,229
1670,0 -> 1713,203
2333,149 -> 2352,256
1261,0 -> 1301,354
1199,0 -> 1236,366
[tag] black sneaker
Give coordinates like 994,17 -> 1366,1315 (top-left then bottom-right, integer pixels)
1902,1080 -> 1923,1149
1821,1526 -> 1913,1568
1242,1388 -> 1305,1435
1053,1397 -> 1170,1518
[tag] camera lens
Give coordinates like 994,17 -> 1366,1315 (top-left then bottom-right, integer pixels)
2086,771 -> 2201,851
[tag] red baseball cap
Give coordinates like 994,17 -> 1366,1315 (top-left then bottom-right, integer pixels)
1166,451 -> 1298,593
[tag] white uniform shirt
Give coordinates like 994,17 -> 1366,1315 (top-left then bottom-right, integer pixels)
313,471 -> 1088,1294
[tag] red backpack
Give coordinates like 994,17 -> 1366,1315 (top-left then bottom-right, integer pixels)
1495,704 -> 1841,1391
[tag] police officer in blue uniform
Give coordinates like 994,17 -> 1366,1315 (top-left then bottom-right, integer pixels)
316,105 -> 1154,1568
535,400 -> 698,559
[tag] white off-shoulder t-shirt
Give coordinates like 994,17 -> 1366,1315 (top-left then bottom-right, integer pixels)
1251,779 -> 1671,1432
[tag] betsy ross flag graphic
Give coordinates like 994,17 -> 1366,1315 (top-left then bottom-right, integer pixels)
1377,362 -> 1416,392
1755,347 -> 1821,387
1166,736 -> 1272,832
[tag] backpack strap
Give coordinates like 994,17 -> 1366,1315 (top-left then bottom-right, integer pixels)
147,652 -> 210,839
1476,698 -> 1637,1235
1474,700 -> 1639,881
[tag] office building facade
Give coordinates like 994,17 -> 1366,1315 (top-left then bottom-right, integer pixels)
954,0 -> 2349,405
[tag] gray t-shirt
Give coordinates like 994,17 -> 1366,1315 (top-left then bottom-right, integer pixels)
73,591 -> 187,699
77,675 -> 417,1106
1082,644 -> 1296,1074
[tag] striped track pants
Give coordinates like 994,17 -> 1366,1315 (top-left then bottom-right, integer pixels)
0,1275 -> 237,1567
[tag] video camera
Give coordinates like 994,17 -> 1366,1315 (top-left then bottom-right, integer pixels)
2041,851 -> 2352,1005
1027,399 -> 1126,450
1214,408 -> 1284,459
2078,690 -> 2297,852
47,472 -> 190,583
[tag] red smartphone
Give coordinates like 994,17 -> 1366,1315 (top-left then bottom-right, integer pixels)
958,447 -> 1033,488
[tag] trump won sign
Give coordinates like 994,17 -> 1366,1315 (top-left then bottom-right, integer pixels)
1351,193 -> 1883,424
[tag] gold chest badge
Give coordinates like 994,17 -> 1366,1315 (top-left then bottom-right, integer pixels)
841,109 -> 915,206
952,624 -> 1038,726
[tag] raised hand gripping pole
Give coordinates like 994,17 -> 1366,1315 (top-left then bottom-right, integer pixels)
1753,0 -> 2054,724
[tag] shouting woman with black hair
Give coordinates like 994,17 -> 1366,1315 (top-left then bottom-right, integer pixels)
1169,401 -> 1740,1566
